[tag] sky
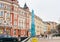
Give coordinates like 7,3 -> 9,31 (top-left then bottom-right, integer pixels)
18,0 -> 60,23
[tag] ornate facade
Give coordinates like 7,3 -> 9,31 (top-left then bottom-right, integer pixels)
0,0 -> 30,37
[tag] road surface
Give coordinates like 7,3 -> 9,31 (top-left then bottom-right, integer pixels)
27,37 -> 60,42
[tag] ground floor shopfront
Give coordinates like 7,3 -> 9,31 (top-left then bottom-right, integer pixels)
11,29 -> 29,37
0,26 -> 29,37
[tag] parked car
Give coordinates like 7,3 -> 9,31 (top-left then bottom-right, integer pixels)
20,37 -> 28,41
0,34 -> 18,42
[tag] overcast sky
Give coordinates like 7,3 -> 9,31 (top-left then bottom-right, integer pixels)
18,0 -> 60,23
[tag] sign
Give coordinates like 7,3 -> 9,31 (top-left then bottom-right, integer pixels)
31,37 -> 38,42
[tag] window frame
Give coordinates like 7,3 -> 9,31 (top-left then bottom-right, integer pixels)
0,11 -> 4,17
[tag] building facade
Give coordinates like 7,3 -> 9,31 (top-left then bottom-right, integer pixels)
48,22 -> 57,30
0,0 -> 30,37
35,16 -> 44,36
43,21 -> 57,35
43,22 -> 51,34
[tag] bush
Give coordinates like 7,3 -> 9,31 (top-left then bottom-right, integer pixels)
52,33 -> 60,37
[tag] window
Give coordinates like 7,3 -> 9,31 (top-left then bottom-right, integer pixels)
6,5 -> 10,10
14,29 -> 16,35
18,20 -> 23,29
18,21 -> 21,28
23,19 -> 26,28
0,29 -> 3,34
0,19 -> 3,24
19,11 -> 21,14
14,7 -> 17,12
20,11 -> 24,14
0,3 -> 4,8
6,30 -> 10,35
14,21 -> 17,26
22,11 -> 25,15
14,14 -> 17,18
20,22 -> 23,28
6,19 -> 10,26
44,27 -> 47,32
0,11 -> 4,17
37,30 -> 39,32
37,26 -> 39,28
6,13 -> 10,18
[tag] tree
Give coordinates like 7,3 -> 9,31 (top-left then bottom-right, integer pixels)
51,29 -> 57,33
57,24 -> 60,33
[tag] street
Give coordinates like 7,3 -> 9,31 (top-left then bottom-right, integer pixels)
39,39 -> 60,42
27,37 -> 60,42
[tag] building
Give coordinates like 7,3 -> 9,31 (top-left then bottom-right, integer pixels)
48,22 -> 57,30
35,16 -> 45,36
43,22 -> 51,34
43,21 -> 58,35
0,0 -> 30,37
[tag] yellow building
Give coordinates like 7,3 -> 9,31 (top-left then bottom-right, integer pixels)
35,15 -> 43,36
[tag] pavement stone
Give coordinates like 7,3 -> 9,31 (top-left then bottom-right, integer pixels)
27,37 -> 60,42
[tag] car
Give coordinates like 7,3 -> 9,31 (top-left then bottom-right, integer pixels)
0,34 -> 18,42
20,37 -> 28,41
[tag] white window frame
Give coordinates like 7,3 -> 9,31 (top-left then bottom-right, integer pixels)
0,18 -> 3,24
0,3 -> 4,8
0,11 -> 4,17
6,12 -> 10,18
14,21 -> 17,26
